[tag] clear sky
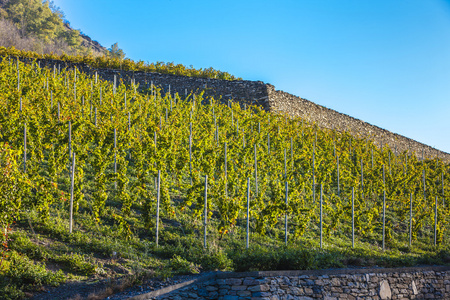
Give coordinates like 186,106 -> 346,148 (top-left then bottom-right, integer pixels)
52,0 -> 450,153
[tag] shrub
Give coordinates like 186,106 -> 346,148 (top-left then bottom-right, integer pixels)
5,251 -> 65,288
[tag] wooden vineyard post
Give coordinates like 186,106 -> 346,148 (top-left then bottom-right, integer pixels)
254,144 -> 258,197
337,155 -> 340,197
383,190 -> 386,251
246,177 -> 250,249
215,121 -> 219,146
189,122 -> 192,185
204,175 -> 208,249
290,137 -> 293,170
409,193 -> 412,247
285,181 -> 288,246
371,148 -> 374,169
442,172 -> 445,208
320,184 -> 323,249
360,158 -> 364,200
73,80 -> 76,102
113,75 -> 116,95
333,140 -> 336,157
312,139 -> 315,203
434,196 -> 438,247
68,121 -> 72,159
69,152 -> 75,234
231,110 -> 234,127
352,187 -> 355,248
388,152 -> 391,175
23,123 -> 27,172
114,128 -> 117,190
224,142 -> 227,197
383,165 -> 386,251
212,109 -> 216,140
155,170 -> 161,247
423,168 -> 426,205
17,65 -> 20,92
128,112 -> 131,160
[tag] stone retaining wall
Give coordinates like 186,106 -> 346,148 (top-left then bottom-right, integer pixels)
129,266 -> 450,300
16,57 -> 450,162
265,85 -> 448,161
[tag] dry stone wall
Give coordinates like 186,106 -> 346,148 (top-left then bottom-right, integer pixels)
129,266 -> 450,300
265,85 -> 449,161
23,57 -> 450,162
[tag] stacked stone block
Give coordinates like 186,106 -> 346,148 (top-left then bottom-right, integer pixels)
138,267 -> 450,300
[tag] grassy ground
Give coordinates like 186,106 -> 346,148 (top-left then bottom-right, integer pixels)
1,192 -> 449,300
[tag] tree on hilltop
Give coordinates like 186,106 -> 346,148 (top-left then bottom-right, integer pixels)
108,42 -> 125,60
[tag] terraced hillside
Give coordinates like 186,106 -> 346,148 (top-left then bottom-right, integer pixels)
0,57 -> 449,299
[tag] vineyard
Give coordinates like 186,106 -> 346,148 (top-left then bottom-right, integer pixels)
0,47 -> 242,81
0,57 -> 449,299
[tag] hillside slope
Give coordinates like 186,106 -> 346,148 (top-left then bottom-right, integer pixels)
0,58 -> 448,299
0,0 -> 106,56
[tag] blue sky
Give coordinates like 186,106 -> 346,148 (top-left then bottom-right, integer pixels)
52,0 -> 450,153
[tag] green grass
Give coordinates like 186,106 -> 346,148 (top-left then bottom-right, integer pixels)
1,194 -> 449,299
